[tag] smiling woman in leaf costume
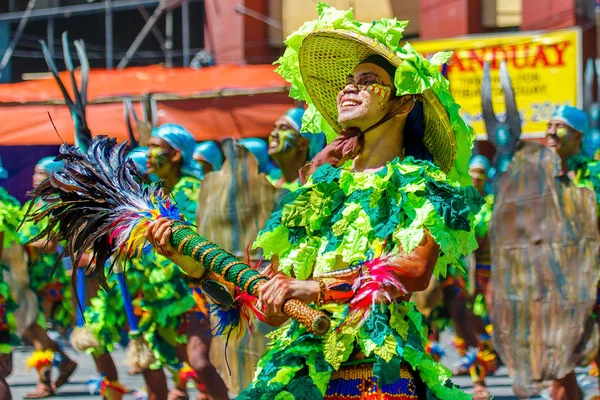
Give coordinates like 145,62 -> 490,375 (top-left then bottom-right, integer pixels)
144,4 -> 484,400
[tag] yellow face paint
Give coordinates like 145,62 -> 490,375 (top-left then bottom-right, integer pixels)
358,83 -> 392,101
149,147 -> 170,169
269,129 -> 298,154
555,126 -> 569,139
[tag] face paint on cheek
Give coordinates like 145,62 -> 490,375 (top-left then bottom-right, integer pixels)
271,130 -> 297,154
150,147 -> 170,168
555,127 -> 570,146
360,83 -> 392,112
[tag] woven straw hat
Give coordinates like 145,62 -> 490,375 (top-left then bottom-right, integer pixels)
299,30 -> 456,173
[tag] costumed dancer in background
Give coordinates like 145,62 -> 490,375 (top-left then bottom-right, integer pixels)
581,60 -> 600,380
197,130 -> 324,395
147,4 -> 485,399
193,141 -> 223,175
76,148 -> 150,400
266,107 -> 326,191
490,105 -> 599,399
0,159 -> 24,400
553,106 -> 600,397
196,137 -> 278,397
20,157 -> 78,399
146,124 -> 229,400
469,155 -> 494,327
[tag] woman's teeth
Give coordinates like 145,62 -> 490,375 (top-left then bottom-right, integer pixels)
342,100 -> 360,107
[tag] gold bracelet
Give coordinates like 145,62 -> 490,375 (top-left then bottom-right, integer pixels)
243,274 -> 264,294
191,241 -> 210,259
177,234 -> 195,253
316,278 -> 326,306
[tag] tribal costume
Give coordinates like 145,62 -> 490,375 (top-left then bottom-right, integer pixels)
244,159 -> 481,400
19,158 -> 73,332
0,186 -> 22,357
25,5 -> 483,399
82,264 -> 145,357
142,126 -> 203,372
490,106 -> 599,398
144,124 -> 223,398
234,4 -> 481,399
266,107 -> 327,192
194,141 -> 224,174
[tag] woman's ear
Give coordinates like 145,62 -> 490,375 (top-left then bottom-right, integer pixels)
389,95 -> 415,117
171,149 -> 182,163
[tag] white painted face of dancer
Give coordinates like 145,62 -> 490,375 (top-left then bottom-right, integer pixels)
337,63 -> 396,132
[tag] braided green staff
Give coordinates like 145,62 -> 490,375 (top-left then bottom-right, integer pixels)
169,223 -> 329,334
25,137 -> 330,335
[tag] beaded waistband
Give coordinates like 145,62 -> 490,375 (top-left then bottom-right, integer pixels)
326,361 -> 419,399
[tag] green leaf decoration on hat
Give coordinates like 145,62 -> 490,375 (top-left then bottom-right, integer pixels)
274,2 -> 475,186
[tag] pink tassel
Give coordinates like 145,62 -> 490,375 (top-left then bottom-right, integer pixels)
341,255 -> 408,329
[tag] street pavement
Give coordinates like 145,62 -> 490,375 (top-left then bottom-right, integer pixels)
5,331 -> 594,399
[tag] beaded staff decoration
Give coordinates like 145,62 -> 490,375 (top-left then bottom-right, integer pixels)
24,137 -> 330,335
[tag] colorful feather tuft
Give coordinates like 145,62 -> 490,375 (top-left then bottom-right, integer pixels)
425,341 -> 446,362
177,363 -> 198,387
26,350 -> 54,370
24,136 -> 185,288
342,255 -> 408,328
209,288 -> 260,341
100,377 -> 128,400
455,347 -> 479,371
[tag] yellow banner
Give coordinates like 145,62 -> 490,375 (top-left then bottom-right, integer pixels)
412,28 -> 581,139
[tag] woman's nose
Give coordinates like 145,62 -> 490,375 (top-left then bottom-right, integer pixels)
343,84 -> 358,93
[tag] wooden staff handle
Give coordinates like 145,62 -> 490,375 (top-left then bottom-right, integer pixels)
252,280 -> 330,335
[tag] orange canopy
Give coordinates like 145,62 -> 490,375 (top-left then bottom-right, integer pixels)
0,64 -> 294,146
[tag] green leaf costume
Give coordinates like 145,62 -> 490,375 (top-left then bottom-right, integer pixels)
19,200 -> 73,330
241,158 -> 481,399
234,3 -> 483,398
0,188 -> 22,353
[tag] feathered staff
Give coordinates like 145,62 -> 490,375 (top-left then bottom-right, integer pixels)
40,32 -> 97,350
39,34 -> 155,359
25,137 -> 331,335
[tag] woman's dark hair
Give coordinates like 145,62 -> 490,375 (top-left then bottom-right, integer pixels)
403,101 -> 433,162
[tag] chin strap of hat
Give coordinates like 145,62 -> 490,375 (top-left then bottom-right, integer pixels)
299,97 -> 416,184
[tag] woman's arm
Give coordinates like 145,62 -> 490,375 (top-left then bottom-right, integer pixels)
388,231 -> 439,293
144,218 -> 206,278
256,231 -> 439,323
